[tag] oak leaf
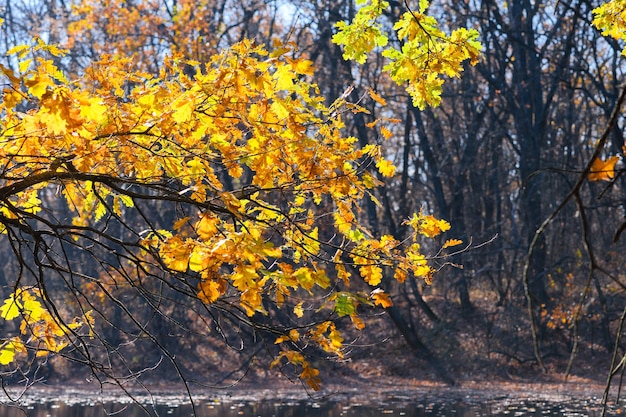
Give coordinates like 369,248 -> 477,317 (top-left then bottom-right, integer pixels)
371,288 -> 393,308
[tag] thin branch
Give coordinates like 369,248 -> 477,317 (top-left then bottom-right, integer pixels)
522,82 -> 626,372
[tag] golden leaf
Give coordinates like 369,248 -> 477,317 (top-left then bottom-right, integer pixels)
380,126 -> 393,139
443,239 -> 463,249
0,293 -> 22,320
368,88 -> 387,106
376,158 -> 396,177
220,192 -> 243,218
173,217 -> 191,231
195,214 -> 220,240
419,215 -> 451,237
300,363 -> 321,391
0,340 -> 24,365
360,264 -> 383,286
371,288 -> 393,308
198,278 -> 226,304
273,64 -> 295,91
588,155 -> 619,182
293,301 -> 304,318
350,314 -> 365,330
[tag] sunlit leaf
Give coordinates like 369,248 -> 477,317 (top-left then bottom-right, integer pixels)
443,239 -> 463,249
293,302 -> 304,318
371,288 -> 393,308
368,88 -> 387,106
588,155 -> 620,182
376,158 -> 396,177
0,295 -> 21,320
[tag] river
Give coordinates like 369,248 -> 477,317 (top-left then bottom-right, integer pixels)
0,387 -> 621,417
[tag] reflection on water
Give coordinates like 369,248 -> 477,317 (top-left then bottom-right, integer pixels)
0,396 -> 622,417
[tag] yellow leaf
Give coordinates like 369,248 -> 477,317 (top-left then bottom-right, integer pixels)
188,247 -> 204,272
303,227 -> 321,257
0,341 -> 19,365
293,301 -> 304,318
171,94 -> 195,124
376,158 -> 396,177
198,278 -> 226,304
336,263 -> 351,285
0,340 -> 25,365
300,363 -> 321,391
274,64 -> 295,91
270,100 -> 290,120
588,155 -> 620,182
21,290 -> 45,321
26,77 -> 51,99
19,58 -> 32,73
292,58 -> 314,76
118,194 -> 134,208
79,97 -> 108,125
186,159 -> 206,176
350,314 -> 365,330
394,268 -> 408,283
328,326 -> 343,349
0,293 -> 21,320
6,44 -> 30,58
160,237 -> 192,272
94,202 -> 107,222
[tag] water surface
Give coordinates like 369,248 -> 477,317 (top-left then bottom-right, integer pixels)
0,394 -> 621,416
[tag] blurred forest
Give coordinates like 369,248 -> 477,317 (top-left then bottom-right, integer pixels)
0,0 -> 625,390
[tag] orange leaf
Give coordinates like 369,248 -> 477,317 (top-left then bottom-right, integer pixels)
350,313 -> 365,330
195,214 -> 219,240
588,156 -> 619,182
173,217 -> 190,231
371,288 -> 393,308
360,264 -> 382,286
300,363 -> 321,390
380,126 -> 393,139
443,239 -> 463,249
220,191 -> 243,218
368,88 -> 387,106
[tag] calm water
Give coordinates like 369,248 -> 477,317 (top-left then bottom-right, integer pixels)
0,396 -> 622,417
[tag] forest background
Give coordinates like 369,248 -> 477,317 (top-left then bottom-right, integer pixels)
0,0 -> 625,397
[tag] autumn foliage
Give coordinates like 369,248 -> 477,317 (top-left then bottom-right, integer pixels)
1,0 -> 625,395
0,1 -> 479,390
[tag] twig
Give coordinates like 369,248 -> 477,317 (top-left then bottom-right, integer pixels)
602,305 -> 626,417
522,82 -> 626,373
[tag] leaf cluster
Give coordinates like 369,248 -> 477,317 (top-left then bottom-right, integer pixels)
0,34 -> 458,389
332,0 -> 482,108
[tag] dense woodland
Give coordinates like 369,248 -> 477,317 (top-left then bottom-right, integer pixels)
0,0 -> 625,397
